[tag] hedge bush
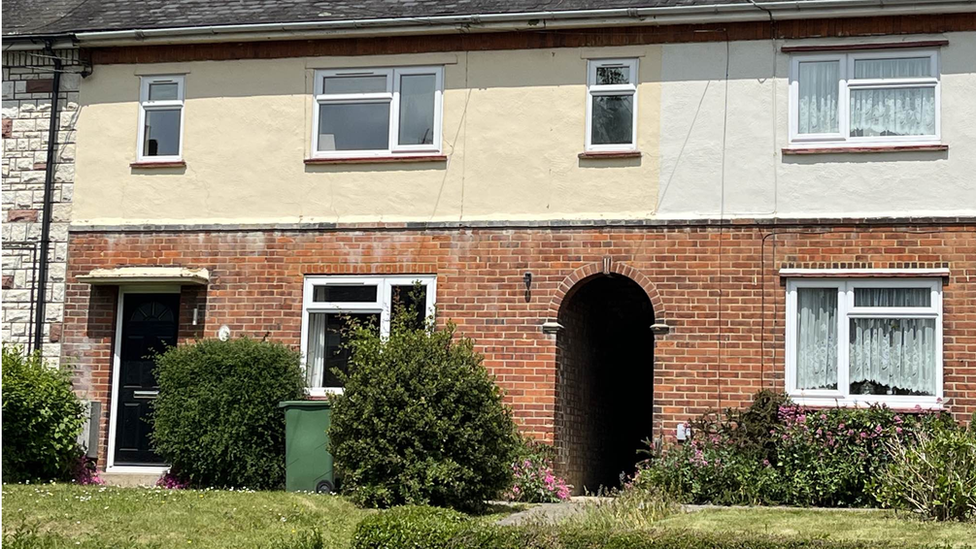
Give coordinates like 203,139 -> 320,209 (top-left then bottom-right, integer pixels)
329,318 -> 521,511
639,391 -> 956,507
1,346 -> 86,483
151,337 -> 305,489
351,505 -> 904,549
873,419 -> 976,521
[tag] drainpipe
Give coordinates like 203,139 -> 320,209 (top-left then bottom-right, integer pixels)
32,43 -> 63,354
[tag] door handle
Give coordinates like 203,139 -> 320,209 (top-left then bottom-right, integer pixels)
133,390 -> 159,399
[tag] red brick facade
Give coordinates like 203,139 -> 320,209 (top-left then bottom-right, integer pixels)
62,221 -> 976,473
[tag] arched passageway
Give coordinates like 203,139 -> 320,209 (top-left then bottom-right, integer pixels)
554,274 -> 655,494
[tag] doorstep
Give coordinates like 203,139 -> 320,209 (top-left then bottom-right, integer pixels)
100,471 -> 165,487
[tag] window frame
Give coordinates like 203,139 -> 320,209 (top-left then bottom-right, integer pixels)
311,66 -> 444,159
785,277 -> 943,409
788,49 -> 940,147
136,75 -> 185,163
300,274 -> 437,395
585,58 -> 639,152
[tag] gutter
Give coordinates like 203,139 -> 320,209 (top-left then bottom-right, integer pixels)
32,42 -> 62,354
73,0 -> 976,46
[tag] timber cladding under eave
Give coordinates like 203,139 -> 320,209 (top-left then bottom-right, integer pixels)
87,13 -> 976,65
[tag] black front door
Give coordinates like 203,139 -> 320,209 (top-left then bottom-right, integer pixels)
113,292 -> 179,466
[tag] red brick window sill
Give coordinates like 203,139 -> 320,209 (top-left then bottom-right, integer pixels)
782,144 -> 947,155
130,160 -> 187,168
578,151 -> 642,159
305,155 -> 448,165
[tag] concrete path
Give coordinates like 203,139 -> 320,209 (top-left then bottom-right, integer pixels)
495,497 -> 611,526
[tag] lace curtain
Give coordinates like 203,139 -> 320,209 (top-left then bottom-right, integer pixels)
797,60 -> 839,135
305,313 -> 327,388
798,56 -> 935,138
796,288 -> 839,390
850,287 -> 936,396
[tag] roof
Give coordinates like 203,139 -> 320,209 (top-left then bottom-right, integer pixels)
1,0 -> 758,37
4,0 -> 972,40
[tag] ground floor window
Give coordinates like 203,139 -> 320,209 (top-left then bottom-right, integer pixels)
301,275 -> 436,395
785,278 -> 942,408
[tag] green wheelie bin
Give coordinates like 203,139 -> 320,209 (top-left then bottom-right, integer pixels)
279,400 -> 335,493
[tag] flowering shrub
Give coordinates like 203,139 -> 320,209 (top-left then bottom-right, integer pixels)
156,471 -> 190,490
638,392 -> 956,507
505,456 -> 571,503
72,456 -> 103,486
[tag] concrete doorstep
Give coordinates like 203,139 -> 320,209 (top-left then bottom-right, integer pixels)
99,472 -> 164,488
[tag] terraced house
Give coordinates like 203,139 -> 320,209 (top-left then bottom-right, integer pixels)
3,0 -> 976,491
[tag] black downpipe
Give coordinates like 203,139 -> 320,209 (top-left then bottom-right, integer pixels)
32,45 -> 63,354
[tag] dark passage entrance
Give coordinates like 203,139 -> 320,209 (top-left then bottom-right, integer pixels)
555,275 -> 654,493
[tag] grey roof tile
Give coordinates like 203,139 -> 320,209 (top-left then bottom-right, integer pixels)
4,0 -> 762,37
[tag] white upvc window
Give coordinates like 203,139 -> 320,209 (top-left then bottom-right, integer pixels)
300,275 -> 437,395
785,278 -> 943,409
585,58 -> 639,152
311,67 -> 444,158
789,50 -> 940,146
137,75 -> 185,162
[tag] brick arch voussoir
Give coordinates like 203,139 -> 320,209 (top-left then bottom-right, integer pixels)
547,261 -> 664,321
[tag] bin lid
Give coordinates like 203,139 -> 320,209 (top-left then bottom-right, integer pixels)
278,400 -> 332,409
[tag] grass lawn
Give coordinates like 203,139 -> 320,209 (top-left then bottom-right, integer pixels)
655,507 -> 976,547
4,485 -> 974,548
2,484 -> 370,548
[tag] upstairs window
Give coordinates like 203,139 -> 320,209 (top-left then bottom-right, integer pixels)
312,67 -> 444,158
138,75 -> 184,161
786,278 -> 942,408
789,50 -> 940,146
301,275 -> 436,394
586,59 -> 639,152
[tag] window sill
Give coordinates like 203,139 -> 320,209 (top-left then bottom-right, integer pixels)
789,394 -> 944,412
782,144 -> 947,155
130,160 -> 186,168
578,150 -> 642,159
305,155 -> 447,165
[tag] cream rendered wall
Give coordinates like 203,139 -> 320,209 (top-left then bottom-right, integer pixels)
74,48 -> 662,226
657,32 -> 976,219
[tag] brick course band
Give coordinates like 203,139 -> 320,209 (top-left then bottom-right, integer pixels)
62,224 -> 976,471
68,216 -> 976,234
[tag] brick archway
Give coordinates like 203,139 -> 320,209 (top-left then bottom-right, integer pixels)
550,261 -> 659,493
547,260 -> 664,321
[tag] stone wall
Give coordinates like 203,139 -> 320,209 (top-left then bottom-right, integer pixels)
2,49 -> 83,359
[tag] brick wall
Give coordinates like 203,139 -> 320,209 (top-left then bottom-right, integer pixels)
61,222 -> 976,471
1,49 -> 83,359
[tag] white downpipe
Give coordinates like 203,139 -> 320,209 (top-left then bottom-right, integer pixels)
75,0 -> 976,46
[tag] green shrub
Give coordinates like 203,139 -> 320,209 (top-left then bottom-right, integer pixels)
873,420 -> 976,521
638,391 -> 956,507
329,319 -> 520,511
151,337 -> 305,489
1,346 -> 86,483
352,505 -> 470,549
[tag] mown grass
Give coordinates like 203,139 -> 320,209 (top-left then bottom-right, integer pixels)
4,484 -> 974,548
653,507 -> 976,547
1,484 -> 370,548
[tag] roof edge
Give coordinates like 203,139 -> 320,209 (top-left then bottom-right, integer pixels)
65,0 -> 976,47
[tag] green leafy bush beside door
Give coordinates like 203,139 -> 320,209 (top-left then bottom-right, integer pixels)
1,346 -> 86,483
151,337 -> 305,489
